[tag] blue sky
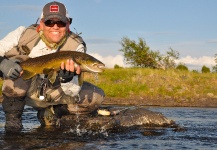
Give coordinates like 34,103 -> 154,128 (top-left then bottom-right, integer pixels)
0,0 -> 217,69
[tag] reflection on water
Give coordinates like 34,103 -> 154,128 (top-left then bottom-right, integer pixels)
0,105 -> 217,149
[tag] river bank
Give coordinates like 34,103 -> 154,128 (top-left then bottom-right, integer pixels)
0,96 -> 216,108
85,68 -> 217,108
103,96 -> 217,108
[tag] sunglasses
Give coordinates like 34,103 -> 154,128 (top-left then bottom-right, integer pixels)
44,20 -> 66,27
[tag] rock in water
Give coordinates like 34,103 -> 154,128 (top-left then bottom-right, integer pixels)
59,107 -> 177,132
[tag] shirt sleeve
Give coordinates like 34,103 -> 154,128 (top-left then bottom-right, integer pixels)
0,26 -> 26,56
75,44 -> 86,53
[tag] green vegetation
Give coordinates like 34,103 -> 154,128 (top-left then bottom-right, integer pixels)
114,64 -> 123,69
201,65 -> 210,73
118,37 -> 217,74
176,63 -> 189,71
212,54 -> 217,72
84,68 -> 217,102
119,37 -> 179,69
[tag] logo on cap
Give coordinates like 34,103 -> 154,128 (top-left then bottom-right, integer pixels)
50,5 -> 59,12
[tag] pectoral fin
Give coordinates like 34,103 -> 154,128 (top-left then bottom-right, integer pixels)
21,70 -> 36,80
78,72 -> 84,86
47,70 -> 57,84
42,68 -> 58,84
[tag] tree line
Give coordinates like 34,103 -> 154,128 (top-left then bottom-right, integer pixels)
118,36 -> 215,73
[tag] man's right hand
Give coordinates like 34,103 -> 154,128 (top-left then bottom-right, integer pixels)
0,57 -> 22,80
59,59 -> 81,83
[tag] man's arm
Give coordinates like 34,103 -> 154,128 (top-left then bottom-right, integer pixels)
0,26 -> 26,79
0,26 -> 26,56
75,44 -> 86,53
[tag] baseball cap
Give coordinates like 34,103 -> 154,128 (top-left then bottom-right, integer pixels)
41,1 -> 70,23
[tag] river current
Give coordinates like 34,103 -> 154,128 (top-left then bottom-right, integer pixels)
0,105 -> 216,150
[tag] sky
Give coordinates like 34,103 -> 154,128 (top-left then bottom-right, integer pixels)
0,0 -> 217,70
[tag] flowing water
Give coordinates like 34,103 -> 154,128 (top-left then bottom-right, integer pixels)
0,105 -> 216,150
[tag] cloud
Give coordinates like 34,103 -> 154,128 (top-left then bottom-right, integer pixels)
89,53 -> 128,68
176,55 -> 215,65
89,53 -> 216,70
175,55 -> 215,70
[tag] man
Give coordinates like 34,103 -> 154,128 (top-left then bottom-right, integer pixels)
0,1 -> 105,132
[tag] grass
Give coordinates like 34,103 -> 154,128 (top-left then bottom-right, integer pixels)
84,68 -> 217,101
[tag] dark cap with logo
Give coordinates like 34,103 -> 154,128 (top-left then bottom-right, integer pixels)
41,1 -> 69,23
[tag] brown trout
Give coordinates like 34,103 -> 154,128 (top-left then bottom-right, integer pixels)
19,51 -> 105,83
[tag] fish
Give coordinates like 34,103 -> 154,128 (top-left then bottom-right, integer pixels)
19,51 -> 105,84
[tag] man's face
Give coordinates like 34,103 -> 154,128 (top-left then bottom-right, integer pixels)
40,18 -> 70,44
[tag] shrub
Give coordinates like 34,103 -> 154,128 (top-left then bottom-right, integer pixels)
201,65 -> 210,73
114,64 -> 123,69
176,64 -> 188,71
192,70 -> 199,73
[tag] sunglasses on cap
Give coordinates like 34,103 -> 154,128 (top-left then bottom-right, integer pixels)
44,20 -> 66,27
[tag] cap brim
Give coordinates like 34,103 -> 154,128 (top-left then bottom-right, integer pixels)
44,15 -> 67,23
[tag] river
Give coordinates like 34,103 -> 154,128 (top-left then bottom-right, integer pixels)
0,105 -> 216,150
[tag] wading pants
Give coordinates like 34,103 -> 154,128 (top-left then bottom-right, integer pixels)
2,77 -> 105,127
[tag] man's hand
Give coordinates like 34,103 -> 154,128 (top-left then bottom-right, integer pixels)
59,59 -> 81,83
0,58 -> 22,80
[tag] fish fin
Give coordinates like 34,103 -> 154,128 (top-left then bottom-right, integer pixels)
21,70 -> 36,80
78,72 -> 84,86
48,70 -> 57,84
43,68 -> 57,84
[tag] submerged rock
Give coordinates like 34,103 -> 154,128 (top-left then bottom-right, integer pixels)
59,107 -> 177,132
